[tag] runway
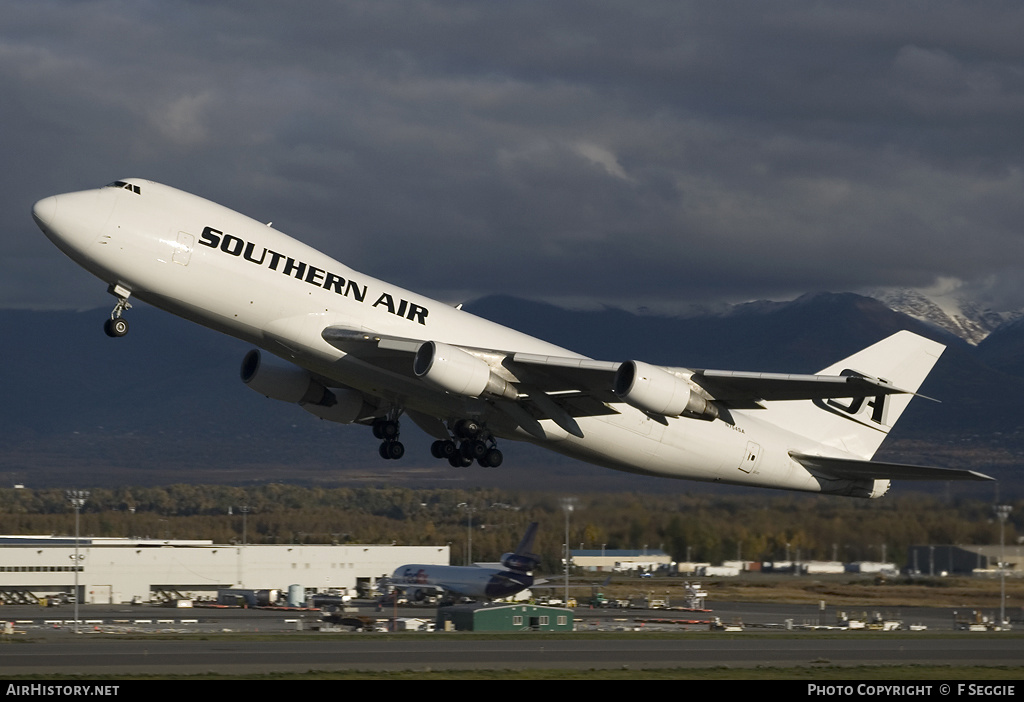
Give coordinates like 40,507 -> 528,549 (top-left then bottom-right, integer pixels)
3,632 -> 1024,676
1,603 -> 1022,676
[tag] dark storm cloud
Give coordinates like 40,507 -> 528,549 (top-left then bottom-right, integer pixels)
6,1 -> 1024,311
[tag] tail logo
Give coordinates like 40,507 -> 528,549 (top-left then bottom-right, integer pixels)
813,369 -> 893,431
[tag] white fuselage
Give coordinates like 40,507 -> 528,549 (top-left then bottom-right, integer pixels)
391,564 -> 532,600
33,179 -> 874,496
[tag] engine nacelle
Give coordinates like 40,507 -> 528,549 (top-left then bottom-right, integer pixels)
301,387 -> 371,425
413,341 -> 517,399
613,361 -> 718,419
240,349 -> 333,406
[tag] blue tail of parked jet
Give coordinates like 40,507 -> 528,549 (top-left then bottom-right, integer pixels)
500,522 -> 540,573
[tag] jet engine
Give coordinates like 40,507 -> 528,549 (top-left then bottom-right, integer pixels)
300,387 -> 372,425
413,341 -> 517,399
407,588 -> 430,603
240,349 -> 369,424
241,349 -> 333,404
614,361 -> 718,420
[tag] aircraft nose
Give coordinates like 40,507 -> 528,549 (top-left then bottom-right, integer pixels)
32,195 -> 59,230
32,188 -> 117,252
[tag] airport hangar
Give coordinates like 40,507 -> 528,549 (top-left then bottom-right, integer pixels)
0,535 -> 449,604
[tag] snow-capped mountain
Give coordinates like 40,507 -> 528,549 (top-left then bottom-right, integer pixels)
866,287 -> 1021,345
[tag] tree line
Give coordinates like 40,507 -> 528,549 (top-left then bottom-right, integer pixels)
0,485 -> 1017,573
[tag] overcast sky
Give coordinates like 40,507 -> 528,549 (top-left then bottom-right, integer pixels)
6,1 -> 1024,314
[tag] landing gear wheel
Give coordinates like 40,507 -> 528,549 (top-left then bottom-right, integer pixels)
440,419 -> 505,468
460,439 -> 488,461
448,453 -> 473,467
386,441 -> 405,460
431,440 -> 457,459
103,317 -> 129,338
372,419 -> 400,440
480,448 -> 503,468
379,441 -> 405,460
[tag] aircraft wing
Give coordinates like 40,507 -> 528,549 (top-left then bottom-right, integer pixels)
321,326 -> 931,425
507,352 -> 622,397
791,452 -> 994,482
321,327 -> 620,438
321,327 -> 429,377
321,327 -> 617,393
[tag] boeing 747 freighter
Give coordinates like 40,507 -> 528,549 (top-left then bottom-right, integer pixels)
32,179 -> 992,497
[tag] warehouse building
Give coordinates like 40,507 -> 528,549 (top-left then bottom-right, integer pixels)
0,535 -> 448,604
906,544 -> 1023,576
570,548 -> 672,573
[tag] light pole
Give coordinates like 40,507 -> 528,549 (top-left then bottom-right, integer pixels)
240,505 -> 249,546
458,503 -> 476,565
995,505 -> 1012,629
238,505 -> 250,587
561,497 -> 577,605
65,490 -> 89,634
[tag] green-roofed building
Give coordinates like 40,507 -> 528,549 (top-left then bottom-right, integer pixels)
437,603 -> 574,632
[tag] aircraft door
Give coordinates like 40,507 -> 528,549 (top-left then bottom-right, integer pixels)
172,231 -> 194,266
738,441 -> 761,474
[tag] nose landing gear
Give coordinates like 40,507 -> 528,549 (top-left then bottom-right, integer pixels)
103,284 -> 132,338
103,316 -> 129,338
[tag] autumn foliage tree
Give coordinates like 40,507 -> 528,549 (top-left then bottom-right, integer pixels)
0,485 -> 1016,573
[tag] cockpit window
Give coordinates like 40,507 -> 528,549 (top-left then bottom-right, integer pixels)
105,181 -> 141,195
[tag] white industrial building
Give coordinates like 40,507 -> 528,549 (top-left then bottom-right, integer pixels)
570,548 -> 672,572
0,535 -> 448,604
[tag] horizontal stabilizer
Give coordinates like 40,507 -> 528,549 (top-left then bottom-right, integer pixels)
791,452 -> 994,482
695,370 -> 931,405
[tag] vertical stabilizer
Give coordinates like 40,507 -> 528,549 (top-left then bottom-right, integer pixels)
501,522 -> 540,573
755,331 -> 944,459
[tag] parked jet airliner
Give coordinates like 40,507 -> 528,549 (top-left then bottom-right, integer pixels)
32,179 -> 992,497
387,522 -> 540,602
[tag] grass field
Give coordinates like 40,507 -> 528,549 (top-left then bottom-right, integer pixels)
4,663 -> 1023,681
592,572 -> 1024,609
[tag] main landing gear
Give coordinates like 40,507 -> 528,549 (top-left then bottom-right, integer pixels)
430,419 -> 503,468
373,418 -> 405,460
103,284 -> 132,338
371,415 -> 502,468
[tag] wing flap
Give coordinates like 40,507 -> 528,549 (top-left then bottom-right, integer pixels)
322,327 -> 422,355
321,327 -> 425,378
694,370 -> 925,405
507,353 -> 620,399
791,452 -> 994,482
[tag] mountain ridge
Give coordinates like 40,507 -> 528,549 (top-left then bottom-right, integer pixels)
1,292 -> 1020,492
861,287 -> 1019,345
